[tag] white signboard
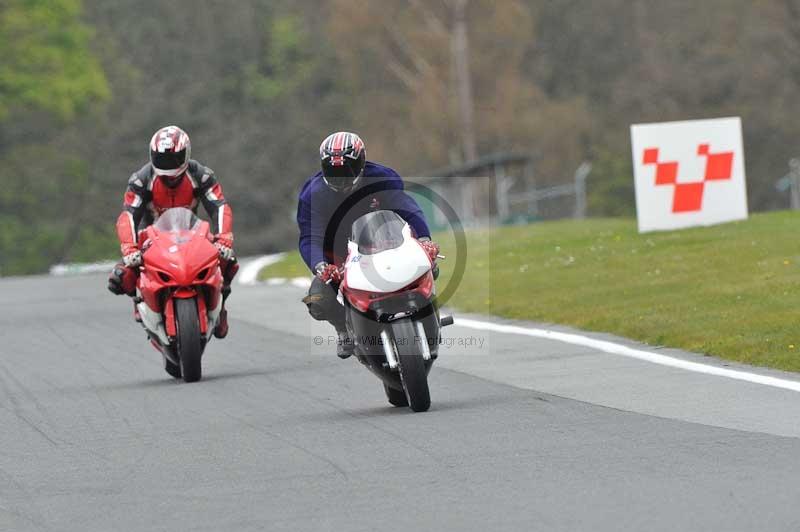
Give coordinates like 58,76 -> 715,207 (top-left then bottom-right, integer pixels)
630,117 -> 748,233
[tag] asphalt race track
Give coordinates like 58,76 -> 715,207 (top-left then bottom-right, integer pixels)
1,273 -> 799,531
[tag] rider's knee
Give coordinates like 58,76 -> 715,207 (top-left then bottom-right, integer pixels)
303,295 -> 327,321
109,262 -> 138,296
302,277 -> 337,321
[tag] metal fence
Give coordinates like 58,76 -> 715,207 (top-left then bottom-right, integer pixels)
775,158 -> 800,210
415,153 -> 590,229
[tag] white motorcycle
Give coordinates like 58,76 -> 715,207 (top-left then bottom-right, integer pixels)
340,210 -> 453,412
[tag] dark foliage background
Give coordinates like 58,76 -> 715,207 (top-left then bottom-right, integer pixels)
3,0 -> 799,274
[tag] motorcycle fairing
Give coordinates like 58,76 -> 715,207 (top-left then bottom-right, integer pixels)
135,207 -> 223,348
138,299 -> 170,345
344,223 -> 431,294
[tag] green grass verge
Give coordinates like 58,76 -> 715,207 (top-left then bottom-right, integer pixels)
259,211 -> 800,372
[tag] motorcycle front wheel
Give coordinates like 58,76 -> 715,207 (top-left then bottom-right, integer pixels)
175,298 -> 203,383
391,318 -> 431,412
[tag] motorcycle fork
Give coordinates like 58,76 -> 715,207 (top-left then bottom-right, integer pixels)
164,298 -> 177,337
196,293 -> 208,335
164,288 -> 203,338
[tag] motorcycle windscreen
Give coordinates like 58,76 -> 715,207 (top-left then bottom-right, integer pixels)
153,207 -> 200,233
351,210 -> 407,255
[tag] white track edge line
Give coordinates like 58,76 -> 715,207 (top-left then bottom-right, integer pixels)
456,318 -> 800,393
237,253 -> 285,285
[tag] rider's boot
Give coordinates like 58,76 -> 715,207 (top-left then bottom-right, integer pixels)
336,325 -> 355,359
214,284 -> 231,339
214,308 -> 228,339
214,259 -> 238,339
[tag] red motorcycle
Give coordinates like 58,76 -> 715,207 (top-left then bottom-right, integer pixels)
134,207 -> 224,382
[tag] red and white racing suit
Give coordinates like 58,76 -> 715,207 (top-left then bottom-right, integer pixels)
116,159 -> 233,255
111,160 -> 236,337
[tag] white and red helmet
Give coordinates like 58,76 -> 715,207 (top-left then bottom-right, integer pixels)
150,125 -> 191,178
320,131 -> 366,192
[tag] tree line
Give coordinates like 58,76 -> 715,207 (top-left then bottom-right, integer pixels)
2,0 -> 799,274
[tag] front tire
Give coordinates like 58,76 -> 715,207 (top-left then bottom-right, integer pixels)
391,319 -> 431,412
175,298 -> 203,383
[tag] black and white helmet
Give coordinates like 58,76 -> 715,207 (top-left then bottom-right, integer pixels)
320,131 -> 366,192
149,125 -> 191,182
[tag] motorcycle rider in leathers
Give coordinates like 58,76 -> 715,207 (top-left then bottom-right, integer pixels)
298,131 -> 440,358
107,125 -> 237,338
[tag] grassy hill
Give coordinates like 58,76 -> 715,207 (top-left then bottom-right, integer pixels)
259,211 -> 800,372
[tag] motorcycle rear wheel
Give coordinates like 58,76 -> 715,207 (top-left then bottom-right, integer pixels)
392,318 -> 431,412
175,298 -> 203,383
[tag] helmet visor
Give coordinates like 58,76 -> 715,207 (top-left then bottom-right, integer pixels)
152,149 -> 187,172
323,158 -> 361,190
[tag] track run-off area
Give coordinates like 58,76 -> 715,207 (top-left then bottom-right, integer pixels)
0,271 -> 799,531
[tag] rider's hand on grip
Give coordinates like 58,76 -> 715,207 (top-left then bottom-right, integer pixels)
122,249 -> 142,268
215,242 -> 233,260
214,233 -> 234,260
419,240 -> 440,263
316,262 -> 343,285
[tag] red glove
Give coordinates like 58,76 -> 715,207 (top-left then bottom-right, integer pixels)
419,240 -> 440,263
214,232 -> 234,260
316,262 -> 343,284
